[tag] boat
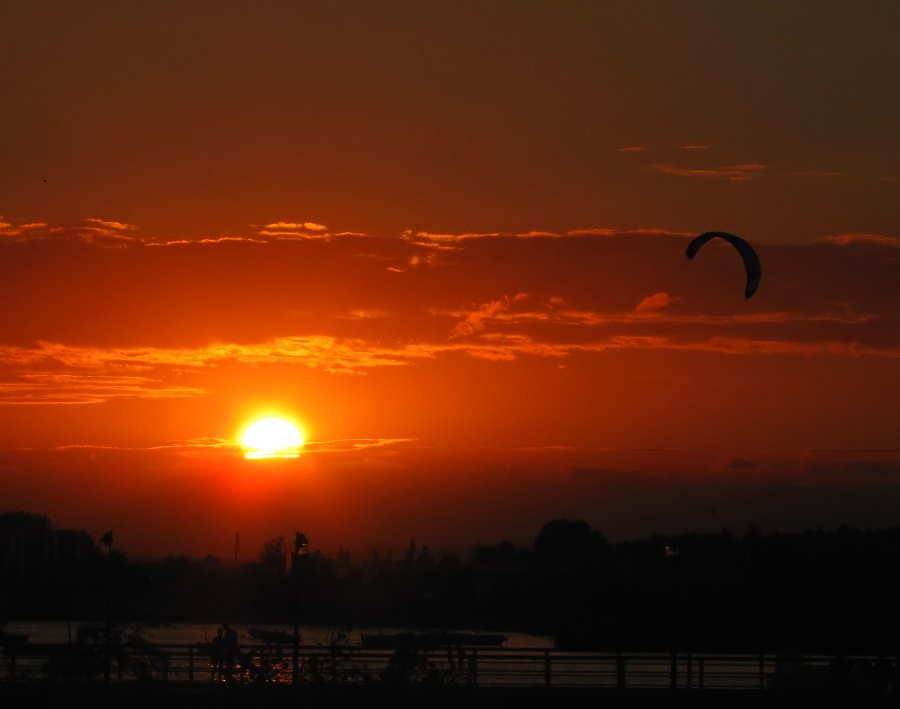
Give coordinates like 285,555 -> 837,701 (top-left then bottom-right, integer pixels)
360,630 -> 506,650
0,628 -> 29,650
247,627 -> 296,645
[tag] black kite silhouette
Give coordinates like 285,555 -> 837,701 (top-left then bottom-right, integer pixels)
686,231 -> 761,299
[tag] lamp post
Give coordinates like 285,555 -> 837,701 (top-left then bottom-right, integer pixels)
664,540 -> 680,690
100,530 -> 114,684
291,532 -> 309,686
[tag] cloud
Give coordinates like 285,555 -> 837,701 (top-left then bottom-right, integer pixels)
53,435 -> 416,457
617,146 -> 646,153
634,292 -> 672,312
444,292 -> 879,336
0,226 -> 896,399
650,163 -> 770,181
256,221 -> 334,239
825,233 -> 900,247
56,438 -> 235,452
264,221 -> 328,231
341,309 -> 395,320
0,219 -> 48,236
303,438 -> 417,454
564,228 -> 617,237
402,230 -> 502,246
651,162 -> 843,181
84,218 -> 137,231
0,318 -> 897,407
405,227 -> 695,247
780,169 -> 842,178
451,294 -> 530,338
147,236 -> 267,247
257,230 -> 333,239
1,217 -> 139,242
0,373 -> 205,406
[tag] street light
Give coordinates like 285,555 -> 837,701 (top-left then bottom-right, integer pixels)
291,531 -> 309,685
100,530 -> 114,684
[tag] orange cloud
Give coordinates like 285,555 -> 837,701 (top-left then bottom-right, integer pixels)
147,236 -> 267,247
635,292 -> 672,312
825,233 -> 900,247
255,220 -> 337,239
263,221 -> 328,231
84,218 -> 137,231
781,169 -> 842,177
650,163 -> 770,181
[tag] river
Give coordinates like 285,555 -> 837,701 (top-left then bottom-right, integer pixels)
4,620 -> 554,649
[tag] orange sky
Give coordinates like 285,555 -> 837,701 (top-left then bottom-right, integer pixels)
1,2 -> 898,560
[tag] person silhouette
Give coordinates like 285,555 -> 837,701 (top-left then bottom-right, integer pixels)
222,623 -> 240,681
210,627 -> 225,681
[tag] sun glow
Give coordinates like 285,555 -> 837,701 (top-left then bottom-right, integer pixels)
240,417 -> 304,459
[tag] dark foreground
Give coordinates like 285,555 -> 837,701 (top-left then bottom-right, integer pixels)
3,683 -> 900,709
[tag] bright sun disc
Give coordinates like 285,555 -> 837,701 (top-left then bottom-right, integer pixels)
240,418 -> 304,459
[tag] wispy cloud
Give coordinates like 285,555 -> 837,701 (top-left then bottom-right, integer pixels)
256,221 -> 339,239
634,292 -> 673,312
451,294 -> 530,338
404,227 -> 695,246
443,295 -> 878,333
781,169 -> 842,178
147,236 -> 267,247
55,438 -> 235,452
0,219 -> 48,236
84,218 -> 137,231
52,435 -> 415,456
1,217 -> 140,242
0,373 -> 205,406
0,313 -> 897,407
303,437 -> 417,454
651,162 -> 843,181
650,163 -> 770,181
825,233 -> 900,247
264,221 -> 328,231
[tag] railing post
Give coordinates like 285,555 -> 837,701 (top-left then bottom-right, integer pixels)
670,650 -> 677,690
759,653 -> 765,690
698,658 -> 704,690
616,652 -> 626,690
188,646 -> 194,684
544,649 -> 551,686
686,651 -> 692,690
468,649 -> 478,686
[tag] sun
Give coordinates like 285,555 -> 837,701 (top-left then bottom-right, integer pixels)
240,417 -> 304,459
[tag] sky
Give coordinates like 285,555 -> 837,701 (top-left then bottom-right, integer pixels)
1,1 -> 898,561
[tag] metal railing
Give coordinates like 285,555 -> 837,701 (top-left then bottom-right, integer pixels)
2,642 -> 897,693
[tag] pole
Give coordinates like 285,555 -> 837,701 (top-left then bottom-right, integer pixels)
292,551 -> 300,686
101,530 -> 114,685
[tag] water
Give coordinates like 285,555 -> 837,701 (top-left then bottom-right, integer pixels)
2,621 -> 791,689
4,620 -> 554,649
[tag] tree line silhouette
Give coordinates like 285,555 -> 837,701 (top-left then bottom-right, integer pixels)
4,511 -> 900,655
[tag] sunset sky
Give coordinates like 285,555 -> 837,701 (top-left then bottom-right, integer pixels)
2,1 -> 898,561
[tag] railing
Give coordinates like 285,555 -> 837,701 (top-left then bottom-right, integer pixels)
2,642 -> 897,693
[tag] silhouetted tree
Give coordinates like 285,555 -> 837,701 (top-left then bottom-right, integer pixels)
260,536 -> 287,577
534,518 -> 609,564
